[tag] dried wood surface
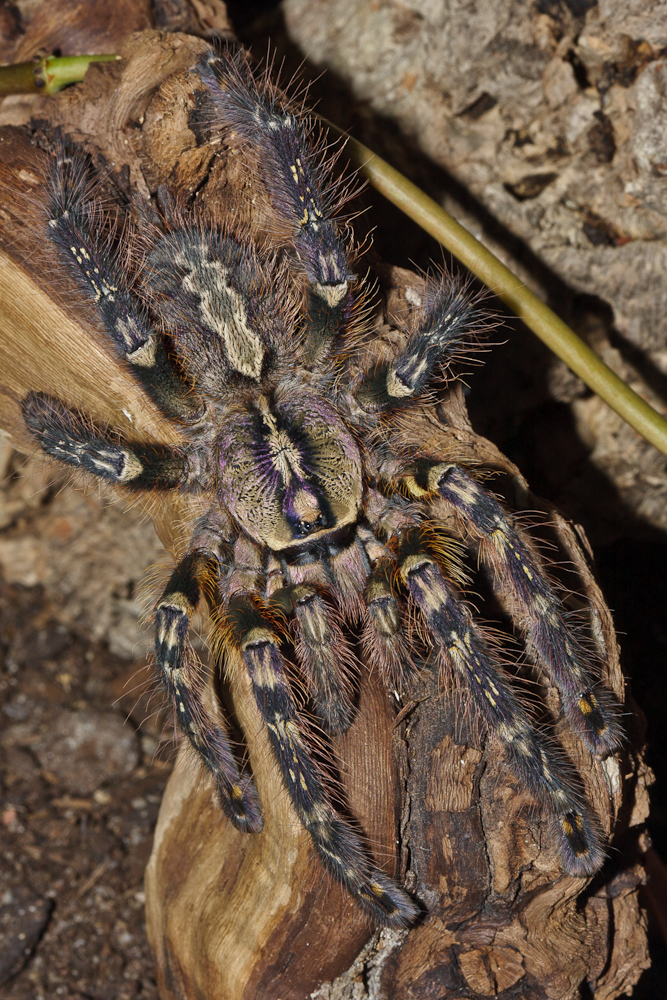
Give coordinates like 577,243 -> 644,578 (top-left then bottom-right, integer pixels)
0,14 -> 651,1000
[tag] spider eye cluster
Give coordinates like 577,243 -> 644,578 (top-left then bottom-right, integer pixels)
217,392 -> 363,551
284,482 -> 326,537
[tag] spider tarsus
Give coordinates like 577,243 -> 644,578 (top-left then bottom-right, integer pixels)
564,683 -> 624,757
356,274 -> 484,411
370,882 -> 420,929
217,777 -> 264,835
555,805 -> 607,877
21,391 -> 185,489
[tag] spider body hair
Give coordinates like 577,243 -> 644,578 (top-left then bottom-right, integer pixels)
198,49 -> 354,299
21,44 -> 622,926
44,146 -> 200,421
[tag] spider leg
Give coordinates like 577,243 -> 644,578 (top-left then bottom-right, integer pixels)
22,391 -> 186,490
355,273 -> 483,411
352,521 -> 414,686
325,531 -> 370,621
271,522 -> 411,730
398,540 -> 605,875
199,49 -> 354,364
156,550 -> 262,832
362,569 -> 413,687
416,464 -> 622,756
46,147 -> 201,421
226,539 -> 356,735
274,527 -> 404,728
357,500 -> 422,687
271,583 -> 357,735
226,593 -> 418,926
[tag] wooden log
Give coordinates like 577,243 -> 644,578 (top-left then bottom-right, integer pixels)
0,22 -> 650,999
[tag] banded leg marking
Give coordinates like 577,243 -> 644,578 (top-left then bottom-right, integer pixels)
156,552 -> 262,832
199,50 -> 353,361
47,148 -> 201,420
399,549 -> 605,875
356,276 -> 483,410
228,596 -> 418,926
22,393 -> 186,491
429,464 -> 621,755
272,584 -> 357,735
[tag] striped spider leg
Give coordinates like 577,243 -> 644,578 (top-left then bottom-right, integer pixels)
21,390 -> 263,832
197,46 -> 357,368
219,534 -> 418,925
43,143 -> 201,423
421,462 -> 623,758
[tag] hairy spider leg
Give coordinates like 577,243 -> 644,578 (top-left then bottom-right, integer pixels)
419,464 -> 623,756
20,394 -> 263,823
271,522 -> 411,729
45,148 -> 201,421
199,49 -> 355,365
155,550 -> 263,832
325,531 -> 371,622
226,593 -> 418,926
357,501 -> 419,686
355,274 -> 484,411
361,569 -> 413,687
270,582 -> 358,735
397,541 -> 606,876
22,392 -> 186,490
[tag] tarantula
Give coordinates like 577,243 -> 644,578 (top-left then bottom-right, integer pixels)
22,47 -> 622,927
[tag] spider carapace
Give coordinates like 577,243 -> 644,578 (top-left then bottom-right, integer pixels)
22,46 -> 622,926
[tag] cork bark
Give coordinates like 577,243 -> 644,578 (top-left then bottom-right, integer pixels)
0,16 -> 651,1000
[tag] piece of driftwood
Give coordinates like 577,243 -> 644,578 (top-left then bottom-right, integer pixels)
0,21 -> 651,1000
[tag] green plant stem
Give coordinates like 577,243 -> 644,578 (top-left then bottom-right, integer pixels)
0,54 -> 119,96
329,123 -> 667,458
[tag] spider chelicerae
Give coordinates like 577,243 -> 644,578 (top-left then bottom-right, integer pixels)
22,46 -> 622,927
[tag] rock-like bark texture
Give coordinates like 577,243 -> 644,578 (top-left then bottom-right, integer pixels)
284,0 -> 667,347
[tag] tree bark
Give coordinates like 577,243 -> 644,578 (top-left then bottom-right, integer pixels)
0,19 -> 650,1000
